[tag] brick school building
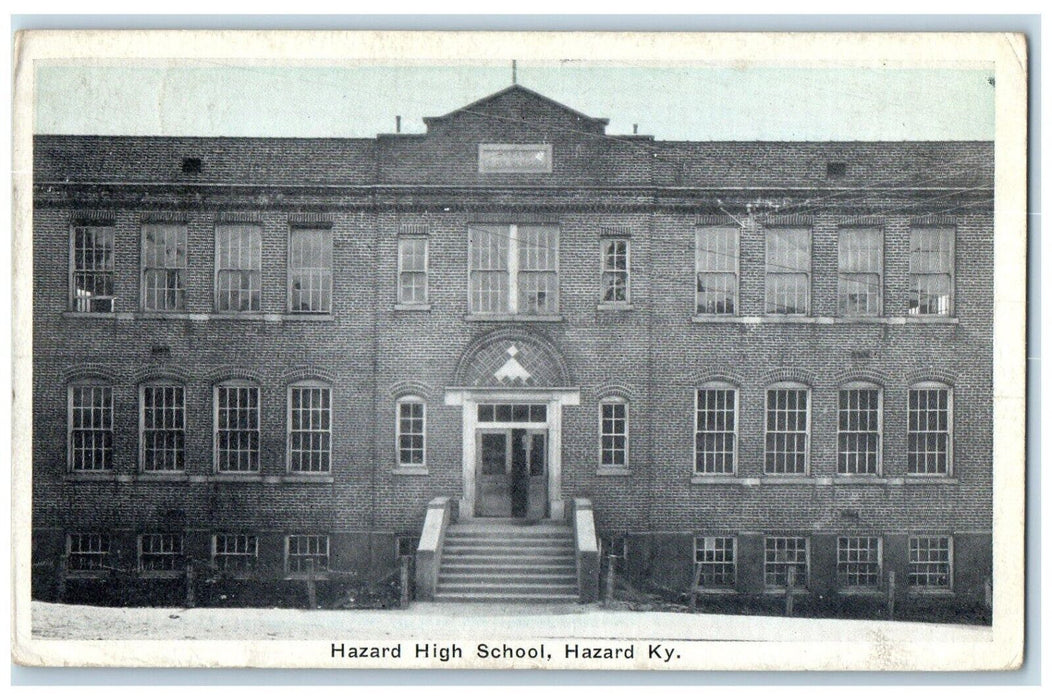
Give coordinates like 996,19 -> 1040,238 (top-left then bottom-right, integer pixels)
31,84 -> 993,614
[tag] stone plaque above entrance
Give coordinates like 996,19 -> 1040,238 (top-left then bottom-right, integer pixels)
455,330 -> 570,388
478,144 -> 553,174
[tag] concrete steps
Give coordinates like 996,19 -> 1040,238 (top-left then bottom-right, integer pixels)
435,521 -> 579,603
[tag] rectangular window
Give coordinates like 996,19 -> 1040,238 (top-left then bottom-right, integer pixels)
837,536 -> 882,588
600,238 -> 630,304
141,385 -> 185,472
215,384 -> 260,473
71,224 -> 115,312
908,386 -> 952,475
286,535 -> 329,574
289,226 -> 333,313
68,533 -> 109,571
142,222 -> 187,311
599,400 -> 628,468
764,536 -> 809,588
397,400 -> 425,467
765,387 -> 810,474
69,385 -> 113,471
695,388 -> 737,474
288,385 -> 331,473
216,223 -> 262,312
398,237 -> 428,305
213,534 -> 258,572
765,228 -> 811,314
696,226 -> 739,315
908,535 -> 953,588
837,387 -> 881,475
909,227 -> 954,316
477,404 -> 548,422
695,536 -> 736,588
469,224 -> 558,314
139,533 -> 184,572
838,227 -> 883,316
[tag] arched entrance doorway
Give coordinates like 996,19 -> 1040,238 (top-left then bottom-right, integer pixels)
445,328 -> 579,521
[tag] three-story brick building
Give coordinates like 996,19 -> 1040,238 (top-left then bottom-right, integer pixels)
32,84 -> 994,613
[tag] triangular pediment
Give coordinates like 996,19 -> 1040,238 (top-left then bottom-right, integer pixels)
423,84 -> 609,135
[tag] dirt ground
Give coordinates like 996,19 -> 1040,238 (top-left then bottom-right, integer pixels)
29,600 -> 992,643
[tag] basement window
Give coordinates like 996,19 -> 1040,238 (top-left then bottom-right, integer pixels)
826,161 -> 847,178
181,157 -> 203,174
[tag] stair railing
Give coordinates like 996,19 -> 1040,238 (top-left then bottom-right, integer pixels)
415,496 -> 453,601
570,498 -> 600,603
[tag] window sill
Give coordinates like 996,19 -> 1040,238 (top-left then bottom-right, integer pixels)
66,472 -> 116,481
690,315 -> 959,325
139,570 -> 183,580
691,475 -> 744,484
394,303 -> 432,312
596,467 -> 631,476
691,588 -> 737,595
837,587 -> 885,597
463,314 -> 564,322
763,588 -> 811,596
393,467 -> 428,476
902,476 -> 959,484
596,303 -> 634,312
285,573 -> 331,581
62,311 -> 334,322
906,588 -> 955,597
281,474 -> 335,484
65,571 -> 109,580
212,473 -> 264,483
832,476 -> 888,485
136,472 -> 189,482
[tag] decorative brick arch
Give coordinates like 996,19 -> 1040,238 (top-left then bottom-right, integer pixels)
453,327 -> 571,388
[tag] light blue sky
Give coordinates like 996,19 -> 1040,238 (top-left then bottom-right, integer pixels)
34,63 -> 995,140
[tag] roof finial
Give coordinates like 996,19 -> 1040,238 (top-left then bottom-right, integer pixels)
512,60 -> 517,85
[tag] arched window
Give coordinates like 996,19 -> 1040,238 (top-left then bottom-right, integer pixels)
396,396 -> 426,468
214,380 -> 260,473
837,381 -> 882,475
695,383 -> 737,475
598,396 -> 629,470
68,380 -> 114,472
288,381 -> 332,473
764,382 -> 810,475
140,382 -> 186,472
907,382 -> 953,475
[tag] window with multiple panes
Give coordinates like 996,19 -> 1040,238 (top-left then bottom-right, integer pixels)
838,227 -> 883,316
765,228 -> 811,314
396,397 -> 426,467
837,536 -> 882,588
695,385 -> 737,474
909,227 -> 954,316
215,382 -> 260,473
695,536 -> 736,588
764,536 -> 809,588
141,222 -> 187,311
141,384 -> 185,472
908,535 -> 953,588
139,533 -> 183,572
468,224 -> 558,314
695,226 -> 739,315
908,383 -> 952,475
599,398 -> 628,468
215,223 -> 262,312
397,237 -> 428,305
477,404 -> 547,422
837,384 -> 882,475
286,534 -> 330,574
289,226 -> 333,313
67,533 -> 109,571
288,383 -> 331,473
213,534 -> 258,572
765,385 -> 810,474
600,238 -> 630,304
69,383 -> 113,472
71,223 -> 115,312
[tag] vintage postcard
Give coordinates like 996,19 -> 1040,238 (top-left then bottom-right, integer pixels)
10,30 -> 1027,671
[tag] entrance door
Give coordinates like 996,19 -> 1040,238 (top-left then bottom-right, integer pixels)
475,428 -> 548,518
